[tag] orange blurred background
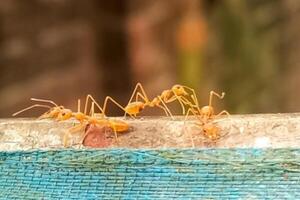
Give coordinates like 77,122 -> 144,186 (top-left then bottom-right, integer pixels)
0,0 -> 299,117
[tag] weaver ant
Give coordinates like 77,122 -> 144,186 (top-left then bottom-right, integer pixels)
13,98 -> 73,120
12,95 -> 104,122
184,91 -> 229,121
101,83 -> 198,118
65,102 -> 129,146
184,91 -> 229,145
13,95 -> 129,147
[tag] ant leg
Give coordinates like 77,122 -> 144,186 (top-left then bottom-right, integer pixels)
12,104 -> 52,116
216,110 -> 230,118
30,98 -> 59,107
135,92 -> 150,103
111,125 -> 119,143
157,96 -> 174,119
181,96 -> 199,109
63,132 -> 70,147
103,96 -> 134,118
87,94 -> 104,114
184,108 -> 202,122
182,86 -> 200,107
128,83 -> 150,104
84,95 -> 90,114
84,94 -> 104,116
172,93 -> 199,110
209,91 -> 225,107
184,108 -> 201,148
65,123 -> 85,147
165,93 -> 188,115
163,94 -> 185,115
157,105 -> 174,119
77,99 -> 81,113
156,104 -> 170,117
90,102 -> 95,116
69,123 -> 85,133
166,95 -> 200,115
124,83 -> 150,117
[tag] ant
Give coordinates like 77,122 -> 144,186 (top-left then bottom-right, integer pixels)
12,95 -> 104,122
65,102 -> 129,146
184,91 -> 229,145
101,83 -> 198,119
13,95 -> 129,147
13,98 -> 73,120
185,91 -> 229,122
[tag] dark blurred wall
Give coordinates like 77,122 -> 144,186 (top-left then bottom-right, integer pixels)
0,0 -> 300,118
280,0 -> 300,112
127,0 -> 180,98
94,1 -> 132,116
0,0 -> 131,117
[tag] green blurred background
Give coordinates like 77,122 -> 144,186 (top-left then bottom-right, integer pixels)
0,0 -> 299,117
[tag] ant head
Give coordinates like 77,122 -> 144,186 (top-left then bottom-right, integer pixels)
57,109 -> 73,121
172,85 -> 188,96
200,106 -> 214,119
203,123 -> 220,140
40,107 -> 61,119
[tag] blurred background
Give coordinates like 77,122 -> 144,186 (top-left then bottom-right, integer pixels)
0,0 -> 300,117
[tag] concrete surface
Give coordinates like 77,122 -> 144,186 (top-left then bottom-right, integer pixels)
0,113 -> 300,150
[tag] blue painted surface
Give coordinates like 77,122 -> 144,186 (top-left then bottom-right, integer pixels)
0,149 -> 299,199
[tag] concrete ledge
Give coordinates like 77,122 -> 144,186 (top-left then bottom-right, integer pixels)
0,113 -> 300,150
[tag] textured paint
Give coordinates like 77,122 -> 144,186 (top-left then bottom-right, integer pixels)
0,149 -> 299,199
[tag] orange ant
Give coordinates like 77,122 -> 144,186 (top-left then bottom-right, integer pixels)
12,95 -> 104,122
12,98 -> 73,120
12,95 -> 129,147
184,91 -> 229,145
101,83 -> 198,118
185,91 -> 229,122
65,102 -> 129,146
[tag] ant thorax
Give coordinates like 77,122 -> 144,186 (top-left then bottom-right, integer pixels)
160,90 -> 172,101
200,106 -> 214,119
149,97 -> 161,106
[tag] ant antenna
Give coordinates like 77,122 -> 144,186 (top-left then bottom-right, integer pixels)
12,104 -> 52,116
209,91 -> 225,107
30,98 -> 59,107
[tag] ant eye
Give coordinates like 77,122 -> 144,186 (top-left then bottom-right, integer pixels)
62,113 -> 66,116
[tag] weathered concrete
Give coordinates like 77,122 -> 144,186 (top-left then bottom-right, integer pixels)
0,113 -> 300,150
